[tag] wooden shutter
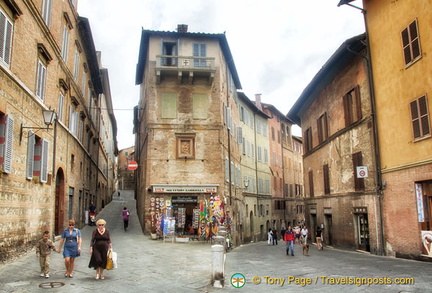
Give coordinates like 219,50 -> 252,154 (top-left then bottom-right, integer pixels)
161,93 -> 176,119
352,152 -> 365,191
0,115 -> 14,174
40,139 -> 49,183
323,164 -> 330,195
0,11 -> 13,65
26,131 -> 35,179
309,170 -> 314,197
411,96 -> 430,138
192,94 -> 207,119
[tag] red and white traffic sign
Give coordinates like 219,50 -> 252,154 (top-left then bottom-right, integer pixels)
128,161 -> 138,170
356,166 -> 368,178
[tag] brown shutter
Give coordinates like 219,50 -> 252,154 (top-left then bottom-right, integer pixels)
309,170 -> 314,197
410,100 -> 421,138
323,164 -> 330,195
355,85 -> 362,121
419,96 -> 430,136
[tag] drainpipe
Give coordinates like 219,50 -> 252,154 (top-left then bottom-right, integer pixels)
342,3 -> 385,256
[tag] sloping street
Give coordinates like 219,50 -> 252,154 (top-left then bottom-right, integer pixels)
0,190 -> 430,293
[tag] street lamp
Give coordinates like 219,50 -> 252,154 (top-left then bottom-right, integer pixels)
20,109 -> 56,143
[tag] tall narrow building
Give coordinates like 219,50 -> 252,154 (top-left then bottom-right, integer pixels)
134,25 -> 243,244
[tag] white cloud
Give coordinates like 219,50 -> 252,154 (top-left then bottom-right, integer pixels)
78,0 -> 364,149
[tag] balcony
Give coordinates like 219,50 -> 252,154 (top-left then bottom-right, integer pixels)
155,55 -> 216,85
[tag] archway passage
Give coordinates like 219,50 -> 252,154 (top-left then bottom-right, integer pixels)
55,168 -> 65,235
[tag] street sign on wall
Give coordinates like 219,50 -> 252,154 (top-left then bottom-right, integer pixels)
356,166 -> 368,178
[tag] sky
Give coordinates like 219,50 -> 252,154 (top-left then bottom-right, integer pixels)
77,0 -> 365,151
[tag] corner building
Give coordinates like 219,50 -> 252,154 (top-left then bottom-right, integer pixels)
135,25 -> 243,244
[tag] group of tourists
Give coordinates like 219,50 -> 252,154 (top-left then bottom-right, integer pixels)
267,225 -> 324,256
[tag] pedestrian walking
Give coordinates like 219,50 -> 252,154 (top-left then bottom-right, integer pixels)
316,226 -> 323,251
294,226 -> 301,244
272,228 -> 278,245
122,207 -> 130,231
267,228 -> 273,245
301,226 -> 309,243
284,226 -> 295,256
57,220 -> 82,278
280,227 -> 286,241
36,230 -> 57,278
89,219 -> 113,280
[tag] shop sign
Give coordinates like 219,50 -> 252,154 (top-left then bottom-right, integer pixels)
172,196 -> 198,203
153,185 -> 217,193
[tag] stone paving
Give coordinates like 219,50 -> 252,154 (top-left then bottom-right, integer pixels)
0,190 -> 431,293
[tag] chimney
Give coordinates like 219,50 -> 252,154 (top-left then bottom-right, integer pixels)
177,24 -> 188,33
255,94 -> 263,111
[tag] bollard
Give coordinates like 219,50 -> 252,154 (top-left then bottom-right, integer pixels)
214,235 -> 225,246
212,244 -> 224,288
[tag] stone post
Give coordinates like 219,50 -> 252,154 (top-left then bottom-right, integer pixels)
212,244 -> 224,288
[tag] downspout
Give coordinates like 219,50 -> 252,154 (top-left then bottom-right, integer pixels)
346,8 -> 385,255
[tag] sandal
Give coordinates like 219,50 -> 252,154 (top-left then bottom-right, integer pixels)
69,274 -> 73,278
100,275 -> 104,280
64,273 -> 69,277
95,274 -> 99,280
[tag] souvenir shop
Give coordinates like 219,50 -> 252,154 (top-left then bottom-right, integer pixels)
148,185 -> 225,239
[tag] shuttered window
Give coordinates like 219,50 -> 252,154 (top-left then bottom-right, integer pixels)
36,60 -> 47,101
309,171 -> 314,197
192,94 -> 207,119
410,95 -> 430,139
304,127 -> 313,152
161,93 -> 177,119
401,19 -> 421,66
352,152 -> 365,191
323,164 -> 330,195
317,112 -> 329,143
193,43 -> 206,68
26,134 -> 49,183
41,0 -> 52,27
0,114 -> 14,174
0,9 -> 13,66
343,86 -> 362,126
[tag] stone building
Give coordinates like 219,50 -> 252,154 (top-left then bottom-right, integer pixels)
339,0 -> 432,259
0,0 -> 117,262
237,93 -> 272,243
134,25 -> 243,244
288,34 -> 383,253
261,101 -> 301,232
117,146 -> 135,190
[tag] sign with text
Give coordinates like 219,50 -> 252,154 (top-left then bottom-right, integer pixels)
152,185 -> 217,193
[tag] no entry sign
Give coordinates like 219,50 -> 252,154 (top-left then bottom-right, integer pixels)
128,161 -> 138,170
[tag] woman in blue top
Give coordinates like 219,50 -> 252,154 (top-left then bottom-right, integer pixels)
57,219 -> 82,278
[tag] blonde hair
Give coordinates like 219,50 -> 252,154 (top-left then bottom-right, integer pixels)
96,219 -> 106,226
68,219 -> 75,225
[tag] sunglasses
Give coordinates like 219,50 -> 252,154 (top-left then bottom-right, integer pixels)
98,224 -> 105,226
69,224 -> 75,226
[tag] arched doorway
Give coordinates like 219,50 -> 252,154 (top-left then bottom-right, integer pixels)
55,168 -> 65,235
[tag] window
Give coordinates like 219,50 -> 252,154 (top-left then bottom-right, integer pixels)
58,93 -> 64,122
61,24 -> 69,61
162,41 -> 177,66
192,94 -> 208,119
309,170 -> 314,197
323,164 -> 330,195
26,133 -> 49,183
271,127 -> 275,141
352,152 -> 365,191
317,112 -> 329,143
0,8 -> 13,66
73,49 -> 80,80
161,93 -> 177,119
410,95 -> 430,139
343,86 -> 362,126
41,0 -> 52,27
0,114 -> 14,174
193,43 -> 206,68
304,127 -> 312,152
36,60 -> 47,101
225,157 -> 229,182
402,19 -> 421,66
69,105 -> 78,136
176,135 -> 195,159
